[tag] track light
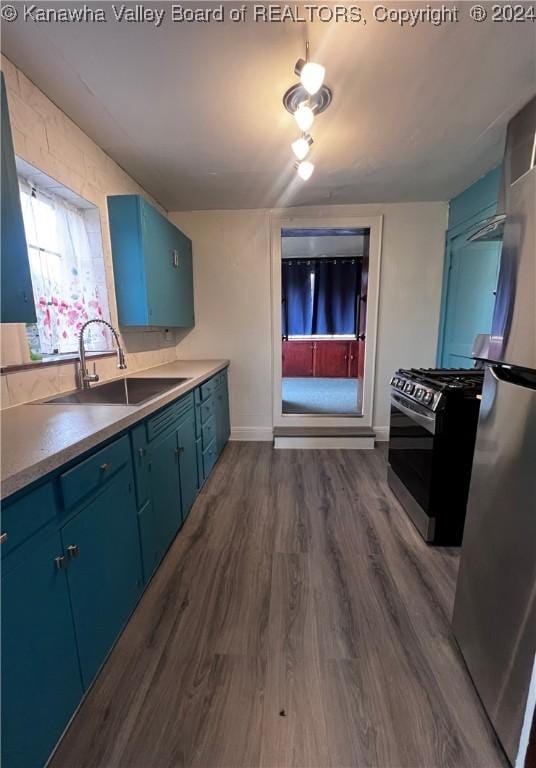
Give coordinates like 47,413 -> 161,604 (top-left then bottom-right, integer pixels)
291,134 -> 313,161
294,102 -> 315,132
296,160 -> 314,181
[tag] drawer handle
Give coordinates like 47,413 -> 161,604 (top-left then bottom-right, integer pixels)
67,544 -> 79,559
54,555 -> 66,571
100,462 -> 112,473
0,532 -> 8,545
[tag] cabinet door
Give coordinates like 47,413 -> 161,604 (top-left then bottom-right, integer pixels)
349,341 -> 359,378
282,340 -> 314,376
439,234 -> 501,368
177,414 -> 198,522
214,381 -> 231,454
314,341 -> 349,377
141,201 -> 175,326
148,429 -> 183,554
1,73 -> 36,324
2,532 -> 83,768
61,469 -> 143,688
168,222 -> 195,328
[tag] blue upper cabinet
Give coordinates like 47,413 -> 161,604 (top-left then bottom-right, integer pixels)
0,72 -> 36,324
107,195 -> 194,328
437,167 -> 502,368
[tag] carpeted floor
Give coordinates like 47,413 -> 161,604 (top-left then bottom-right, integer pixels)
282,377 -> 360,414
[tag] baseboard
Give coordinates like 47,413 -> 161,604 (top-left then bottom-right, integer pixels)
274,436 -> 375,450
373,426 -> 390,442
230,427 -> 273,442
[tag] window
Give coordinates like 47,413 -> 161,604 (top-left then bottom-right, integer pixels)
281,257 -> 361,339
18,176 -> 111,356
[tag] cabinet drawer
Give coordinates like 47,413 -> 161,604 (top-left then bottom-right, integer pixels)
203,438 -> 218,478
200,397 -> 214,424
145,393 -> 194,442
200,378 -> 215,401
175,391 -> 194,421
146,402 -> 179,442
1,482 -> 57,561
202,415 -> 216,450
60,435 -> 130,510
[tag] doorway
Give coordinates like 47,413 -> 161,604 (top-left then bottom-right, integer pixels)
281,228 -> 368,415
272,216 -> 383,431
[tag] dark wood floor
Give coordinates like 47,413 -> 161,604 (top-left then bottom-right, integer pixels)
50,443 -> 507,768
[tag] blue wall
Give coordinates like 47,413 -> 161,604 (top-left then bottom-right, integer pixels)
437,167 -> 502,367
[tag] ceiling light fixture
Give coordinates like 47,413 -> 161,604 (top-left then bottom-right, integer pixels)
294,102 -> 315,132
296,160 -> 315,181
291,134 -> 313,161
283,41 -> 332,181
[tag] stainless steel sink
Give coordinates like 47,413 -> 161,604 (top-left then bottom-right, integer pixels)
41,377 -> 190,406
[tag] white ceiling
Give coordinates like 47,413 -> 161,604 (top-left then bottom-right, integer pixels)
2,3 -> 535,211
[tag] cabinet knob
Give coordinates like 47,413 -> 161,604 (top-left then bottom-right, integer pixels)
67,544 -> 79,559
99,462 -> 112,473
0,532 -> 8,545
175,446 -> 184,456
138,447 -> 146,459
54,556 -> 66,570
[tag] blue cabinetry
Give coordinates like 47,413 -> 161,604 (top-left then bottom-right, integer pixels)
0,72 -> 36,323
60,462 -> 142,687
1,370 -> 229,768
437,167 -> 502,368
107,195 -> 194,328
2,530 -> 83,768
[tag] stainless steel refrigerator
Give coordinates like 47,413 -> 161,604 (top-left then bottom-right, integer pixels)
452,95 -> 536,767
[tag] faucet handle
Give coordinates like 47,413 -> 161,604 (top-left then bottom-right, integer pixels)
90,363 -> 100,383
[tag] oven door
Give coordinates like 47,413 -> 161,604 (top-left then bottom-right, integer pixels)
388,392 -> 437,517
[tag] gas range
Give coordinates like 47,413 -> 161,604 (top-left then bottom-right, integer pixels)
390,368 -> 484,412
388,367 -> 485,546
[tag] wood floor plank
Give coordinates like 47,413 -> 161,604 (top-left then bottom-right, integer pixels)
49,443 -> 507,768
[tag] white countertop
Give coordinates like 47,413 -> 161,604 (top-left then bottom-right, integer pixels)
1,359 -> 229,500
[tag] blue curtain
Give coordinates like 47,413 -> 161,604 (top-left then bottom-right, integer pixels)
314,259 -> 360,335
282,260 -> 314,336
282,258 -> 360,336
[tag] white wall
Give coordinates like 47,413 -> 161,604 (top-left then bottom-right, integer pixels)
171,202 -> 448,439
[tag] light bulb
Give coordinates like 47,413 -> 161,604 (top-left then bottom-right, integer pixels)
296,161 -> 314,181
294,102 -> 315,132
300,62 -> 325,95
291,135 -> 313,161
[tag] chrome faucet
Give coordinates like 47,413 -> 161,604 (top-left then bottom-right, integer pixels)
78,319 -> 126,390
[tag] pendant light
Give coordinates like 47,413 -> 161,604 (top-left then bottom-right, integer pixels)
291,134 -> 313,161
296,160 -> 315,181
294,42 -> 325,95
294,102 -> 315,132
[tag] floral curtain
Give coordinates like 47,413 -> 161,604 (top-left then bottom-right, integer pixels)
19,179 -> 110,354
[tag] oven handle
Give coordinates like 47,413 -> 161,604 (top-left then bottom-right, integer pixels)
391,393 -> 436,435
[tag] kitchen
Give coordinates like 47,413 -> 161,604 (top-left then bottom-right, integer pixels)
0,7 -> 535,768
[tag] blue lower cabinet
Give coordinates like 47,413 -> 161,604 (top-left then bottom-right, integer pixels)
1,531 -> 83,768
177,412 -> 198,521
1,373 -> 230,768
137,499 -> 161,581
61,468 -> 143,688
148,428 -> 182,556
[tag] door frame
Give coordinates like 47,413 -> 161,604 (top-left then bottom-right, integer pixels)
271,214 -> 383,429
